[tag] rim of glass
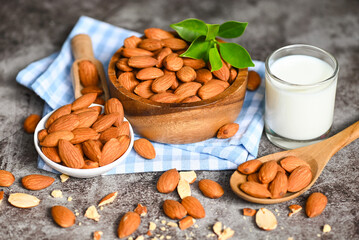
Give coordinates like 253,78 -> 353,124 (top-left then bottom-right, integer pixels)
265,44 -> 339,87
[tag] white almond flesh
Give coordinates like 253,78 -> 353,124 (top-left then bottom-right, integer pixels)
8,193 -> 40,208
179,171 -> 197,184
219,227 -> 235,240
85,205 -> 101,222
177,179 -> 191,199
255,208 -> 278,231
213,221 -> 223,236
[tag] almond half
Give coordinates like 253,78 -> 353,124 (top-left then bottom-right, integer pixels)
8,193 -> 40,208
255,208 -> 277,231
98,192 -> 118,207
117,212 -> 141,238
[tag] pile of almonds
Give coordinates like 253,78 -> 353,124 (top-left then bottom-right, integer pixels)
113,28 -> 243,103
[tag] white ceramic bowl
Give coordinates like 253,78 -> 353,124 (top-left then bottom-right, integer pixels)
34,104 -> 134,178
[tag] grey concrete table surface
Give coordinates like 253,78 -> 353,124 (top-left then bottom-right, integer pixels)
0,0 -> 358,239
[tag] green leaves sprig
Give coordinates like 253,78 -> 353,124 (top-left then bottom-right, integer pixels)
170,19 -> 254,71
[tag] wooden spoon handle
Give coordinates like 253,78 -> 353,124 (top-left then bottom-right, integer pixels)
71,34 -> 95,60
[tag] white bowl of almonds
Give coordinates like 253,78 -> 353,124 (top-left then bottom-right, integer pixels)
34,94 -> 134,178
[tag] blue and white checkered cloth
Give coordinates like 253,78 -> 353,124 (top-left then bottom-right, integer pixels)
16,16 -> 265,174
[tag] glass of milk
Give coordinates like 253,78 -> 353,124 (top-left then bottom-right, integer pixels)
264,44 -> 339,149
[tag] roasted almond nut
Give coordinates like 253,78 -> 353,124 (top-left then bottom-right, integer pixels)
104,98 -> 124,127
70,127 -> 99,144
92,113 -> 119,132
82,140 -> 101,162
198,179 -> 224,199
157,168 -> 180,193
174,82 -> 202,102
144,28 -> 174,40
217,123 -> 239,139
152,71 -> 176,93
40,131 -> 74,147
195,68 -> 212,84
237,160 -> 263,174
93,97 -> 104,105
208,79 -> 230,88
163,53 -> 184,71
256,208 -> 277,231
90,106 -> 103,114
133,138 -> 156,159
124,35 -> 142,48
211,59 -> 230,81
99,127 -> 121,143
78,60 -> 99,87
58,139 -> 85,169
150,92 -> 179,103
74,143 -> 84,156
45,104 -> 72,128
247,173 -> 260,183
277,164 -> 286,174
134,80 -> 155,99
269,171 -> 288,199
162,38 -> 187,51
156,47 -> 172,68
128,56 -> 158,68
118,121 -> 130,136
0,170 -> 15,187
99,138 -> 124,166
198,81 -> 226,100
37,129 -> 48,142
51,205 -> 76,228
117,212 -> 141,238
81,86 -> 104,96
240,182 -> 271,198
76,110 -> 99,128
247,70 -> 261,91
179,216 -> 195,230
48,114 -> 80,133
117,135 -> 131,154
280,156 -> 310,173
179,171 -> 197,184
183,58 -> 206,70
71,93 -> 97,111
243,208 -> 257,216
258,160 -> 278,184
42,147 -> 61,163
134,203 -> 148,216
116,58 -> 133,72
138,39 -> 163,51
136,67 -> 164,80
287,166 -> 312,192
305,192 -> 327,218
72,108 -> 96,115
229,68 -> 238,83
8,193 -> 40,208
21,174 -> 55,190
24,114 -> 41,133
163,199 -> 187,220
181,196 -> 205,219
181,95 -> 201,103
117,72 -> 139,92
82,160 -> 99,169
98,191 -> 118,207
121,48 -> 154,58
176,66 -> 196,82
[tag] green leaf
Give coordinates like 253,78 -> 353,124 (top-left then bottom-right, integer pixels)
208,45 -> 223,71
170,19 -> 207,42
180,36 -> 211,61
219,42 -> 255,68
206,24 -> 220,41
218,21 -> 248,38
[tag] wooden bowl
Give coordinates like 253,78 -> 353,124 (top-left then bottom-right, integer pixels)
108,47 -> 248,144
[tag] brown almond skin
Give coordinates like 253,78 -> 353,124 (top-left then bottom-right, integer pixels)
71,93 -> 97,111
99,138 -> 123,166
212,59 -> 230,81
237,160 -> 262,174
179,216 -> 195,230
181,95 -> 201,103
138,39 -> 163,51
136,67 -> 164,80
144,28 -> 174,40
247,173 -> 260,183
134,80 -> 155,99
156,47 -> 172,68
99,127 -> 121,143
70,127 -> 100,144
243,208 -> 257,216
157,168 -> 180,193
78,60 -> 99,87
0,170 -> 15,187
104,98 -> 124,127
174,82 -> 202,102
117,72 -> 139,92
118,212 -> 141,238
48,114 -> 80,133
152,71 -> 176,93
247,70 -> 261,91
163,199 -> 187,220
217,123 -> 239,139
181,196 -> 206,219
258,160 -> 278,184
240,181 -> 272,198
22,174 -> 55,190
183,58 -> 206,70
134,138 -> 156,159
121,48 -> 154,58
128,56 -> 158,68
92,113 -> 119,132
195,68 -> 212,84
82,160 -> 99,169
76,110 -> 99,128
150,92 -> 179,103
177,66 -> 197,82
269,171 -> 288,199
40,131 -> 74,147
162,38 -> 188,51
58,139 -> 85,169
198,179 -> 224,199
51,205 -> 76,228
124,35 -> 142,48
118,121 -> 130,136
24,114 -> 41,133
287,166 -> 312,192
163,53 -> 183,71
82,140 -> 102,162
38,129 -> 48,142
80,85 -> 104,96
42,147 -> 61,163
45,104 -> 72,128
305,192 -> 328,218
116,58 -> 133,72
280,156 -> 310,173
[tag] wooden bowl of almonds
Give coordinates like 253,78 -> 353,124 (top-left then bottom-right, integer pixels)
108,28 -> 248,144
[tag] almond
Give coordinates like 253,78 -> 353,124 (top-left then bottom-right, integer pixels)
247,173 -> 260,183
0,191 -> 4,204
122,48 -> 154,58
92,113 -> 119,132
45,104 -> 72,128
198,179 -> 224,199
174,82 -> 202,102
117,212 -> 141,238
305,192 -> 327,218
58,139 -> 85,168
243,208 -> 257,216
82,160 -> 99,169
150,92 -> 179,103
269,171 -> 288,199
138,39 -> 163,51
179,171 -> 197,184
128,56 -> 158,68
21,174 -> 55,190
93,231 -> 103,240
247,70 -> 261,91
217,123 -> 239,139
90,106 -> 103,114
71,93 -> 97,111
99,138 -> 123,166
152,71 -> 176,93
40,131 -> 74,147
124,35 -> 142,48
240,182 -> 271,198
181,196 -> 205,219
78,60 -> 99,87
287,166 -> 312,192
237,160 -> 262,174
104,98 -> 124,127
163,199 -> 187,220
195,68 -> 212,84
41,146 -> 61,163
70,127 -> 99,144
8,193 -> 40,208
72,108 -> 95,115
117,135 -> 131,155
211,59 -> 230,81
209,79 -> 230,89
177,178 -> 191,199
76,110 -> 99,128
198,81 -> 226,100
118,121 -> 130,136
157,168 -> 180,193
134,203 -> 148,216
144,28 -> 174,40
182,58 -> 206,70
255,208 -> 277,231
94,97 -> 105,105
179,216 -> 195,230
136,67 -> 164,80
133,138 -> 156,159
277,164 -> 286,174
38,129 -> 48,142
181,95 -> 201,103
0,170 -> 15,187
74,143 -> 84,156
23,114 -> 41,133
134,80 -> 155,98
280,156 -> 310,173
176,66 -> 196,82
163,53 -> 184,71
117,72 -> 139,92
98,191 -> 118,207
288,204 -> 302,217
258,160 -> 278,184
229,68 -> 238,83
116,58 -> 133,72
51,205 -> 76,228
156,47 -> 172,68
162,38 -> 187,51
82,140 -> 102,162
99,127 -> 121,143
48,114 -> 80,133
80,86 -> 104,96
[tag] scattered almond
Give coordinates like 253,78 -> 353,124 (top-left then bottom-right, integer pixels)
217,123 -> 239,139
98,192 -> 118,207
8,193 -> 40,208
85,205 -> 101,222
243,208 -> 257,216
0,170 -> 15,187
288,204 -> 302,217
247,71 -> 261,91
134,138 -> 156,159
157,168 -> 180,193
181,196 -> 205,219
179,216 -> 195,230
21,174 -> 55,191
198,179 -> 224,199
255,208 -> 277,231
51,205 -> 76,228
163,199 -> 187,220
305,192 -> 327,218
134,203 -> 148,216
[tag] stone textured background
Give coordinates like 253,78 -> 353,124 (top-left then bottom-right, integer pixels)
0,0 -> 358,239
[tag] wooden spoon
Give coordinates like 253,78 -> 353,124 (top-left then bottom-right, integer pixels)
70,34 -> 109,100
230,120 -> 359,204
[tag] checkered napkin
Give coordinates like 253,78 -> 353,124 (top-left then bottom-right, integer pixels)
16,16 -> 265,175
